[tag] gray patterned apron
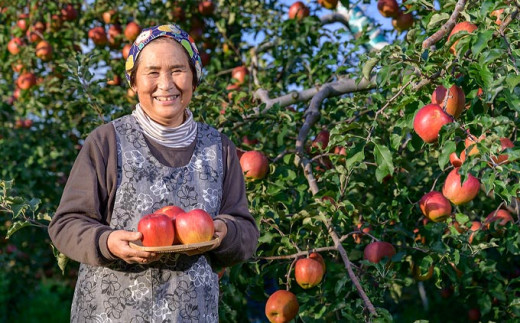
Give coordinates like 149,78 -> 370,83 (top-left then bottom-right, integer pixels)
70,115 -> 223,322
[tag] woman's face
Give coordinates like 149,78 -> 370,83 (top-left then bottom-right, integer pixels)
133,39 -> 194,127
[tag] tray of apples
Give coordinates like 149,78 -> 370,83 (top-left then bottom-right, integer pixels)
129,206 -> 219,254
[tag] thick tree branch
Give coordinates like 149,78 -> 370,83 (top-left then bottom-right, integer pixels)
422,0 -> 468,49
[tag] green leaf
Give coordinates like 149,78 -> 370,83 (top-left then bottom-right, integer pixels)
6,221 -> 31,239
363,57 -> 379,80
439,141 -> 456,170
472,30 -> 494,57
427,13 -> 450,29
373,143 -> 394,183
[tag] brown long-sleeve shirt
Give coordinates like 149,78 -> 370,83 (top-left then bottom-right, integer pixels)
48,122 -> 259,268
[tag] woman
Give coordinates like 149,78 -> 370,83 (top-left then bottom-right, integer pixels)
48,24 -> 259,322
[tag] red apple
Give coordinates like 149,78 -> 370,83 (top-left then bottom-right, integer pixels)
108,24 -> 123,48
392,12 -> 414,33
200,51 -> 210,67
294,257 -> 324,289
468,221 -> 482,244
156,205 -> 185,221
240,151 -> 269,180
124,21 -> 141,42
288,1 -> 309,20
47,14 -> 63,32
16,72 -> 37,90
311,130 -> 330,151
353,223 -> 372,244
432,85 -> 465,118
448,22 -> 477,55
242,136 -> 259,146
137,213 -> 175,247
35,40 -> 52,61
464,134 -> 486,157
377,0 -> 400,18
485,209 -> 513,228
107,74 -> 121,86
231,66 -> 248,85
122,43 -> 132,60
442,168 -> 480,205
419,191 -> 452,222
413,104 -> 453,143
61,4 -> 78,21
16,13 -> 29,31
364,241 -> 396,264
171,7 -> 185,21
265,290 -> 299,323
317,0 -> 338,10
309,252 -> 326,271
88,26 -> 107,46
7,37 -> 24,55
102,9 -> 117,24
26,21 -> 45,42
198,1 -> 215,16
175,209 -> 214,244
468,308 -> 481,322
431,85 -> 447,105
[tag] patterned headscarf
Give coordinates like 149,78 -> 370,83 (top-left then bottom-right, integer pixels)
124,24 -> 203,87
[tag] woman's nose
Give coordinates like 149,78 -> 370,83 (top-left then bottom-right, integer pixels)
158,72 -> 174,90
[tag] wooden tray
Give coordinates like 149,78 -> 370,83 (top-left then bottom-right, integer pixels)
129,237 -> 220,254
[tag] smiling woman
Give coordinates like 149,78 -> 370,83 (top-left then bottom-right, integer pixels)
48,24 -> 259,322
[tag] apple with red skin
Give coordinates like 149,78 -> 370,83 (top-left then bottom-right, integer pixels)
156,205 -> 186,244
137,213 -> 175,247
17,13 -> 29,31
265,290 -> 299,323
35,40 -> 52,61
288,1 -> 309,20
242,136 -> 259,146
442,167 -> 480,205
47,14 -> 63,32
189,26 -> 204,42
468,308 -> 481,322
468,221 -> 482,244
392,12 -> 414,33
413,104 -> 453,143
312,130 -> 330,151
124,22 -> 141,42
364,241 -> 396,264
491,9 -> 504,25
485,209 -> 513,228
108,24 -> 123,48
294,257 -> 324,289
88,26 -> 107,46
431,84 -> 465,118
240,150 -> 269,180
198,1 -> 215,16
102,9 -> 117,24
448,22 -> 477,55
175,209 -> 214,244
8,37 -> 24,55
16,72 -> 37,90
309,252 -> 326,271
171,7 -> 185,21
107,74 -> 121,86
61,4 -> 78,21
419,191 -> 452,222
377,0 -> 400,18
26,21 -> 45,42
431,85 -> 447,105
232,66 -> 248,85
353,223 -> 372,244
200,51 -> 210,67
318,0 -> 338,10
122,43 -> 132,60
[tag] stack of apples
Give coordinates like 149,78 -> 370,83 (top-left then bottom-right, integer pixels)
137,206 -> 214,247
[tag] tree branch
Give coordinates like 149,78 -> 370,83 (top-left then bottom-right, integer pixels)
422,0 -> 468,49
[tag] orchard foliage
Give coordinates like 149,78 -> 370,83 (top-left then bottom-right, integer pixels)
1,0 -> 520,322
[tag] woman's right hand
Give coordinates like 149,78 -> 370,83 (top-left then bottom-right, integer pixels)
107,230 -> 161,264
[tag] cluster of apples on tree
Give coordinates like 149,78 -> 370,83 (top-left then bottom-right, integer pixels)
377,0 -> 414,32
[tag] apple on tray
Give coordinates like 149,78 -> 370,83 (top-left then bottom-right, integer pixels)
137,213 -> 175,247
175,209 -> 215,244
155,205 -> 185,244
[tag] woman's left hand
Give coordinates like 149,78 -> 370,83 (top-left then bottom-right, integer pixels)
213,219 -> 228,248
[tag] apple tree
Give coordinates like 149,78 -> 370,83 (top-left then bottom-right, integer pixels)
1,0 -> 519,321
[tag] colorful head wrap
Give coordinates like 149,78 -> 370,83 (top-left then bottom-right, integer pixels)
124,24 -> 203,87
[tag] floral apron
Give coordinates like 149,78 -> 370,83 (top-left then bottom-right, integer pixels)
70,115 -> 223,322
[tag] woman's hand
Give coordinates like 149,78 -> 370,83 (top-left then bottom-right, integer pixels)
212,218 -> 228,249
107,230 -> 162,264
